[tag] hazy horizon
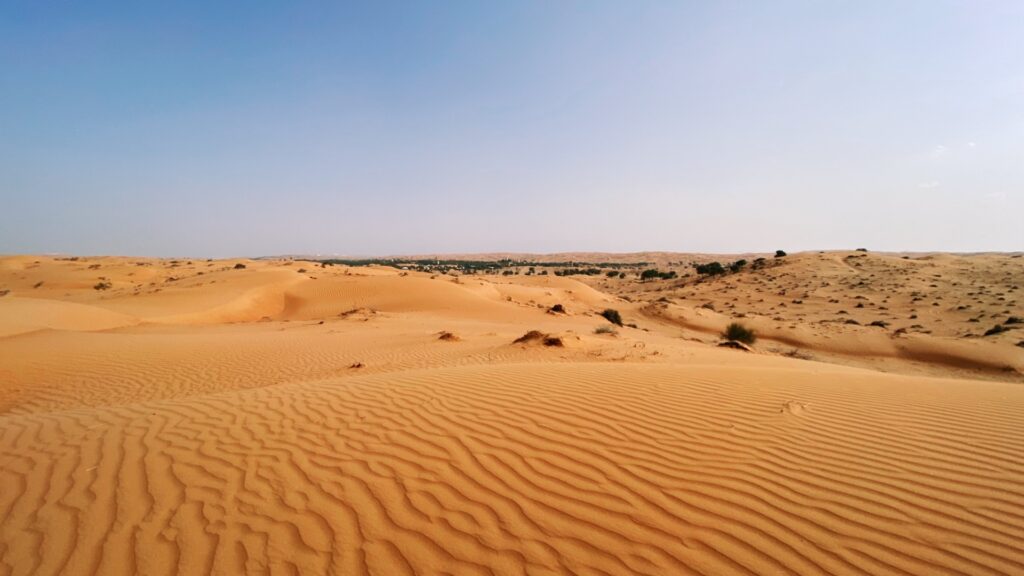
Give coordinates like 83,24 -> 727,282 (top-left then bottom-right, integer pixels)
2,2 -> 1022,256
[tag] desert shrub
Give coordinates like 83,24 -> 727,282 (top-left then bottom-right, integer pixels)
775,250 -> 787,258
856,248 -> 868,252
984,325 -> 1008,336
723,322 -> 756,344
694,262 -> 725,276
600,309 -> 623,326
234,263 -> 246,269
729,259 -> 748,273
514,330 -> 546,344
606,270 -> 619,278
869,320 -> 889,328
641,269 -> 677,281
594,325 -> 617,335
1005,316 -> 1023,325
93,281 -> 112,291
618,272 -> 626,278
549,304 -> 565,313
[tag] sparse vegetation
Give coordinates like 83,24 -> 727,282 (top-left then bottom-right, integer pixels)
984,324 -> 1009,336
93,281 -> 112,291
600,309 -> 623,326
723,322 -> 756,344
694,262 -> 726,276
549,304 -> 565,314
594,325 -> 617,335
233,263 -> 247,269
641,269 -> 678,281
513,330 -> 564,347
775,250 -> 787,258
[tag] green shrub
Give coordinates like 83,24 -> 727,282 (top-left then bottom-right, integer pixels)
775,250 -> 787,258
723,322 -> 756,344
600,309 -> 623,326
694,262 -> 725,275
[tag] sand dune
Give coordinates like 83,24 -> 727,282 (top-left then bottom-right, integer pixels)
1,254 -> 1023,575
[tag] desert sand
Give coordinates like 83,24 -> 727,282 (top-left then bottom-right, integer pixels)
1,252 -> 1023,575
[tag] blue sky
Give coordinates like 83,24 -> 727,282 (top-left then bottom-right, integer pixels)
1,1 -> 1022,256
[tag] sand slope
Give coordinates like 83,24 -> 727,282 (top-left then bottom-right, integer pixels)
2,255 -> 1023,575
3,365 -> 1023,575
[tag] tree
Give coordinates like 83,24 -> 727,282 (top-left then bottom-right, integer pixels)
640,269 -> 661,282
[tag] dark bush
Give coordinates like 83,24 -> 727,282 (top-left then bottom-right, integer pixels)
234,263 -> 247,269
775,250 -> 787,258
723,322 -> 756,344
984,325 -> 1009,336
549,304 -> 565,314
600,309 -> 623,326
694,262 -> 726,276
606,270 -> 619,278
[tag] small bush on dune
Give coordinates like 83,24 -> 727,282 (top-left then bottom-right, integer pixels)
234,263 -> 247,269
775,250 -> 787,258
723,322 -> 756,344
984,324 -> 1008,337
600,308 -> 623,326
594,325 -> 617,335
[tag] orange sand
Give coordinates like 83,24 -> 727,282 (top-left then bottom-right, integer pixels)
1,254 -> 1022,575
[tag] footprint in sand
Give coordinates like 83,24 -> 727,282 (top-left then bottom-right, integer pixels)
780,400 -> 807,416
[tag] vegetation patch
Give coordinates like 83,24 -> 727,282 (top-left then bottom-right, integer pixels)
723,322 -> 756,345
600,309 -> 623,326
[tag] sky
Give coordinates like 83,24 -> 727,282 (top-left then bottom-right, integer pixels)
1,1 -> 1022,257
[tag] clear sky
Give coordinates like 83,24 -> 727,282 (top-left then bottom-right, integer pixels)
1,1 -> 1022,257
